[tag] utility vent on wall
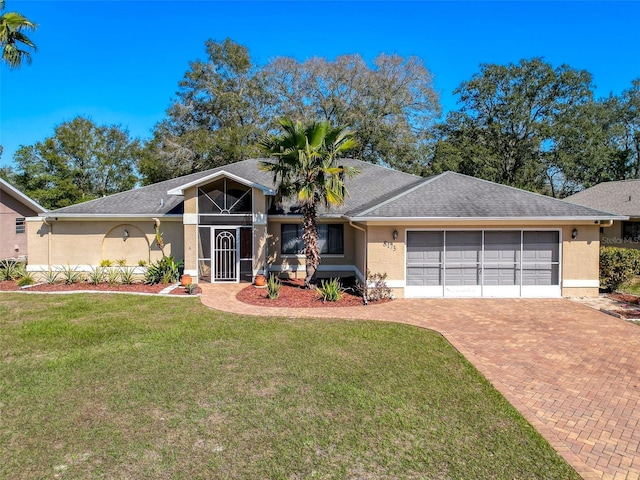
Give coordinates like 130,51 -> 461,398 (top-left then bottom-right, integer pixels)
160,199 -> 164,207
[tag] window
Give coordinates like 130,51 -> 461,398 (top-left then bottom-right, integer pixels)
15,218 -> 25,234
281,224 -> 344,255
623,222 -> 640,241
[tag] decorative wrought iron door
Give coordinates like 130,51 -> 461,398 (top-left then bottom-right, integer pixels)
213,228 -> 239,282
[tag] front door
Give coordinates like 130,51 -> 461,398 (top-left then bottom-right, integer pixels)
213,227 -> 239,282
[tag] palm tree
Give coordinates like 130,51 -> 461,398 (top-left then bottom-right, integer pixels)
0,0 -> 37,69
259,118 -> 358,287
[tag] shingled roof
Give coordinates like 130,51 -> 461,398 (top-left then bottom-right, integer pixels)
347,171 -> 624,220
44,159 -> 623,221
45,158 -> 420,217
565,180 -> 640,218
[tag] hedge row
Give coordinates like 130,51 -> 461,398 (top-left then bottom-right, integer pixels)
600,247 -> 640,291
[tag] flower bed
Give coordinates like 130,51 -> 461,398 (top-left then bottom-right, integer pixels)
236,278 -> 370,308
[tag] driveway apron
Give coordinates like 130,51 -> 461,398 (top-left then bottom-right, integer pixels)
200,284 -> 640,480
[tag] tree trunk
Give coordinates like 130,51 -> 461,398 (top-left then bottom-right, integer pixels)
302,204 -> 319,288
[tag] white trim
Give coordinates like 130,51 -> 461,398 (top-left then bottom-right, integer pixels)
183,213 -> 197,225
384,279 -> 405,288
0,178 -> 47,213
167,170 -> 275,196
563,279 -> 600,288
27,265 -> 147,274
347,215 -> 626,222
268,264 -> 358,274
36,214 -> 183,221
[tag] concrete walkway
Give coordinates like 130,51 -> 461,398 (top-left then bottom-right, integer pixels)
200,283 -> 640,480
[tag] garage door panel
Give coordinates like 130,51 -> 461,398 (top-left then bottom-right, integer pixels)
522,264 -> 559,286
483,266 -> 520,286
407,266 -> 441,286
445,266 -> 480,286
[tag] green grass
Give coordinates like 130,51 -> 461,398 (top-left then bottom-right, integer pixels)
0,294 -> 579,479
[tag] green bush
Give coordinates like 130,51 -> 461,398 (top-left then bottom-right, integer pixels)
17,272 -> 35,287
363,270 -> 393,302
266,274 -> 281,300
317,278 -> 344,302
599,247 -> 640,291
0,260 -> 26,281
60,264 -> 83,284
144,256 -> 183,285
87,266 -> 106,285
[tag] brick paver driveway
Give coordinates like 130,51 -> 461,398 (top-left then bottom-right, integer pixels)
201,284 -> 640,480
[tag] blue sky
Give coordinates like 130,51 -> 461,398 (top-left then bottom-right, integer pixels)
1,0 -> 639,168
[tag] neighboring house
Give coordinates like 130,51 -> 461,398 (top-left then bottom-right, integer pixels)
566,180 -> 640,249
27,159 -> 624,298
0,178 -> 46,261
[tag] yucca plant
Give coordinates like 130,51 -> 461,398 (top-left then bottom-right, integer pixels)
316,277 -> 344,302
60,264 -> 83,284
106,267 -> 121,287
17,272 -> 35,287
41,269 -> 61,284
119,267 -> 136,285
87,266 -> 105,285
0,260 -> 25,281
266,274 -> 281,300
115,258 -> 127,267
99,259 -> 113,267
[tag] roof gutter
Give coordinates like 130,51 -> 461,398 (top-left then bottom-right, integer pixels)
345,215 -> 629,223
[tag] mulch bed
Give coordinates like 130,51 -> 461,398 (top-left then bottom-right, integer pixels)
0,280 -> 201,296
236,278 -> 368,308
605,292 -> 640,319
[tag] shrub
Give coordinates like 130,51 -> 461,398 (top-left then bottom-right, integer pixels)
119,267 -> 136,285
100,259 -> 113,267
317,278 -> 344,302
106,267 -> 121,287
363,270 -> 393,302
266,274 -> 281,300
138,260 -> 148,267
87,266 -> 106,285
0,260 -> 26,281
599,247 -> 640,291
144,256 -> 183,285
61,264 -> 83,284
185,283 -> 197,295
116,258 -> 127,267
17,272 -> 35,287
41,269 -> 61,284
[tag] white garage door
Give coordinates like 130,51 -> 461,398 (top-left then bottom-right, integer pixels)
405,230 -> 560,298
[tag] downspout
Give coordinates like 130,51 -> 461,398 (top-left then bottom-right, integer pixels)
349,220 -> 368,305
42,217 -> 52,269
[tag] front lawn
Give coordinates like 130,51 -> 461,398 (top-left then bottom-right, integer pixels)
0,294 -> 579,479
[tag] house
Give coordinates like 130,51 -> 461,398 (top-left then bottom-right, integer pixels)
0,178 -> 46,261
566,180 -> 640,249
26,158 -> 625,298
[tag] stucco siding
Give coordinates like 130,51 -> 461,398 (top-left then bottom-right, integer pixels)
266,219 -> 358,279
0,192 -> 39,259
27,219 -> 183,269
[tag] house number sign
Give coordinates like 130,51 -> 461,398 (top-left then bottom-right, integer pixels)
383,241 -> 397,252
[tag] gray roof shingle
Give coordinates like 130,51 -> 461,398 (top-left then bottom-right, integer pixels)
46,160 -> 622,220
565,180 -> 640,218
47,158 -> 419,216
348,171 -> 622,219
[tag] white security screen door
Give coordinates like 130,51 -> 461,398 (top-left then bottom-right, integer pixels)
213,228 -> 239,282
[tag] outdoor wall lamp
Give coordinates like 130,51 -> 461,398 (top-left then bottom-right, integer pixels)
123,229 -> 129,240
572,228 -> 578,239
392,229 -> 398,241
